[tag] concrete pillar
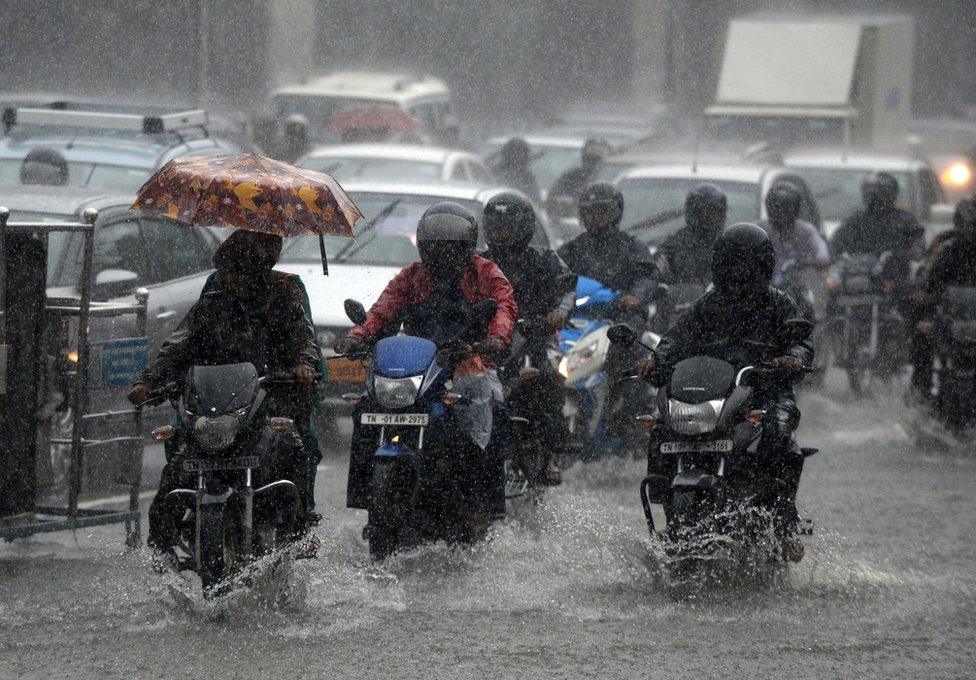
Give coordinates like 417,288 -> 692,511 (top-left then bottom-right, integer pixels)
630,0 -> 672,104
268,0 -> 318,89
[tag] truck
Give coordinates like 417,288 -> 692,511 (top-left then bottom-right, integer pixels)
703,15 -> 915,150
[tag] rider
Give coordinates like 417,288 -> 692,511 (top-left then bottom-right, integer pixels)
657,184 -> 727,286
481,192 -> 576,484
127,231 -> 319,555
758,182 -> 830,320
635,223 -> 814,559
334,202 -> 518,519
908,197 -> 976,402
494,138 -> 542,204
546,139 -> 611,219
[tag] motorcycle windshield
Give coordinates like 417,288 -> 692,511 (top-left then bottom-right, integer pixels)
669,356 -> 735,404
373,336 -> 437,378
186,363 -> 260,415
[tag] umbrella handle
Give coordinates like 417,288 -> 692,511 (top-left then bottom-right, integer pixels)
319,233 -> 329,276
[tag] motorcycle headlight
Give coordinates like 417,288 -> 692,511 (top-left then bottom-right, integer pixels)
373,375 -> 422,409
192,415 -> 240,451
668,399 -> 724,435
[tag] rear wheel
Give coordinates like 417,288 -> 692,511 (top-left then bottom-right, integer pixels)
368,462 -> 413,561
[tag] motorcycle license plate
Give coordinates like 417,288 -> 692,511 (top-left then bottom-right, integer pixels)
326,356 -> 367,384
660,440 -> 733,454
361,413 -> 429,426
182,456 -> 260,472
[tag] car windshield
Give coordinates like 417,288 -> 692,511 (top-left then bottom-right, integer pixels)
279,192 -> 484,266
272,95 -> 382,145
617,177 -> 759,245
486,141 -> 582,191
8,211 -> 73,285
785,167 -> 914,222
0,159 -> 150,191
301,156 -> 442,183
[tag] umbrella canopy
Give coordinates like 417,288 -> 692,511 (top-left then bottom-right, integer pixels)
324,105 -> 421,136
131,153 -> 363,238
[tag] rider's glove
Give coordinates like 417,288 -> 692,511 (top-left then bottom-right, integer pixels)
127,383 -> 151,406
770,356 -> 804,372
635,355 -> 656,379
479,337 -> 507,359
333,336 -> 363,355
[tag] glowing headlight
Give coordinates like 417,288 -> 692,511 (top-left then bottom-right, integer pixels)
558,356 -> 569,378
192,415 -> 240,451
668,399 -> 724,435
940,161 -> 973,188
373,375 -> 422,409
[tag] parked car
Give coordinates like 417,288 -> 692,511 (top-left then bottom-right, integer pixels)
269,71 -> 456,146
614,163 -> 821,253
272,180 -> 555,413
782,147 -> 951,239
0,105 -> 239,192
297,144 -> 493,184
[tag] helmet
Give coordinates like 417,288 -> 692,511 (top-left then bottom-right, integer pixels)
483,192 -> 536,250
581,138 -> 610,166
765,182 -> 802,227
954,196 -> 976,240
861,171 -> 899,212
685,184 -> 727,233
416,201 -> 478,278
711,222 -> 776,295
499,137 -> 531,168
20,147 -> 68,186
578,182 -> 624,234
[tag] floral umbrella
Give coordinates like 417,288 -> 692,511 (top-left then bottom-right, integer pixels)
132,153 -> 364,273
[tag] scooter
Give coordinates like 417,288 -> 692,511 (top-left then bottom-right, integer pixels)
930,286 -> 976,431
341,298 -> 501,560
141,363 -> 309,593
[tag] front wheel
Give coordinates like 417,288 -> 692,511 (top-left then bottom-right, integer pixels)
368,461 -> 414,561
197,505 -> 239,593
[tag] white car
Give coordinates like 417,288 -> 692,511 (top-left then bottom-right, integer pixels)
297,144 -> 493,184
273,180 -> 555,407
614,163 -> 821,252
782,147 -> 951,239
482,135 -> 588,195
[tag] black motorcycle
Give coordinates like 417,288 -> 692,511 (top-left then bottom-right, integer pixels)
931,287 -> 976,430
141,363 -> 310,592
826,252 -> 905,395
607,323 -> 817,585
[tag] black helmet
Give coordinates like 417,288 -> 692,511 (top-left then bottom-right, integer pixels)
499,137 -> 531,168
416,201 -> 478,278
581,138 -> 610,166
685,184 -> 727,233
20,147 -> 68,186
711,222 -> 776,295
483,191 -> 536,250
578,182 -> 624,232
861,171 -> 899,212
954,196 -> 976,239
765,182 -> 802,227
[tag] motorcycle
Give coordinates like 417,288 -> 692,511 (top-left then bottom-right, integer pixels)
560,276 -> 660,458
930,286 -> 976,430
341,298 -> 501,560
825,252 -> 905,395
141,363 -> 310,593
606,322 -> 818,585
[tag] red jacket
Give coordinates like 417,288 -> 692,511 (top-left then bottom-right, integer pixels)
349,256 -> 518,344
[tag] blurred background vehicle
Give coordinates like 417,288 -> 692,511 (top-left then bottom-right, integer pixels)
909,117 -> 976,201
297,143 -> 492,184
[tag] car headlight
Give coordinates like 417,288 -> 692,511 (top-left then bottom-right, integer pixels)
374,375 -> 422,409
192,415 -> 240,451
668,399 -> 724,435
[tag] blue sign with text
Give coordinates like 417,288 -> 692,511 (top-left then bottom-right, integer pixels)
88,337 -> 149,389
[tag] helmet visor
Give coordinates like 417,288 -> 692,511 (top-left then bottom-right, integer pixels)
419,241 -> 471,277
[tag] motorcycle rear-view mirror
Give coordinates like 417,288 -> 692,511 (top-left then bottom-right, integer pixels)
783,318 -> 813,341
344,299 -> 367,325
607,323 -> 637,347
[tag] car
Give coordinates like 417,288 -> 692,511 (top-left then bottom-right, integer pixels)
0,105 -> 240,193
614,163 -> 821,252
782,147 -> 951,239
481,134 -> 590,196
271,180 -> 555,412
910,118 -> 976,200
270,71 -> 456,146
296,143 -> 493,184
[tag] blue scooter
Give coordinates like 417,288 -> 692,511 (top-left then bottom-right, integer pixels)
341,298 -> 500,560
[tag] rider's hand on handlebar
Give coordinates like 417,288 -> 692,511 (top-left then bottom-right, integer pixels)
770,355 -> 805,372
127,383 -> 151,406
619,294 -> 641,310
635,355 -> 656,379
546,309 -> 570,332
478,337 -> 507,359
333,336 -> 363,355
293,364 -> 316,386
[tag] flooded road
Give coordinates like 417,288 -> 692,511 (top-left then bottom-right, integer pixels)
2,374 -> 974,679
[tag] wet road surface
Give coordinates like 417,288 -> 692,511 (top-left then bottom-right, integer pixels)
1,373 -> 974,679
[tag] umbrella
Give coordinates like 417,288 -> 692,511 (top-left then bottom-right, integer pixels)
132,153 -> 363,274
324,105 -> 421,136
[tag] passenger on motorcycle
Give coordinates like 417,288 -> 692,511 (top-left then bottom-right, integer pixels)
908,197 -> 976,402
482,192 -> 577,485
334,202 -> 518,519
635,223 -> 814,557
657,184 -> 727,285
127,231 -> 319,554
758,182 -> 830,320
